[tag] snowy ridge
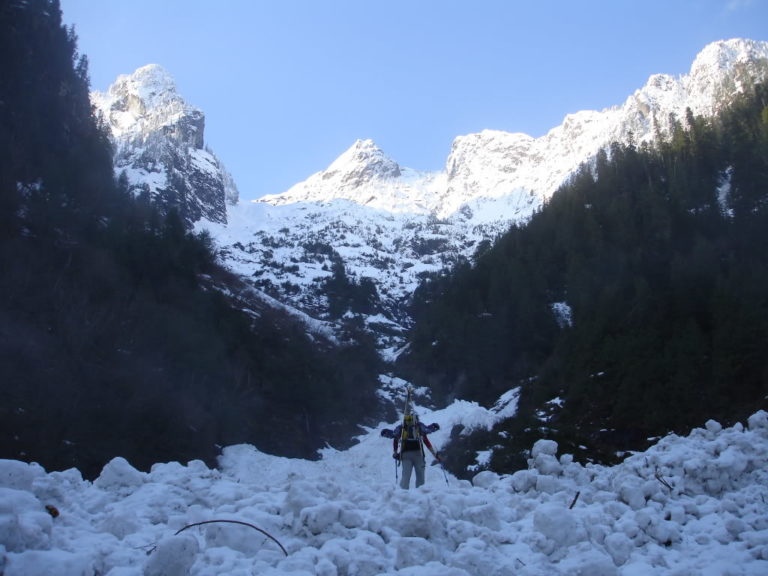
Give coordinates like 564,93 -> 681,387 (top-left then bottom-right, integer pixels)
96,41 -> 768,330
260,39 -> 768,222
2,408 -> 767,574
204,39 -> 768,330
441,39 -> 768,222
260,139 -> 447,215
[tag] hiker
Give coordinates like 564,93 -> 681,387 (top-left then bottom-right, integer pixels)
392,413 -> 440,489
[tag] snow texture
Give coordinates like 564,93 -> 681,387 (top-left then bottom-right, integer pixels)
193,39 -> 768,335
2,405 -> 768,575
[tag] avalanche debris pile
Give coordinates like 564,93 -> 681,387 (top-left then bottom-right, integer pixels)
1,411 -> 767,575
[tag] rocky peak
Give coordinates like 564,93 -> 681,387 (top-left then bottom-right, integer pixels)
93,64 -> 203,148
689,38 -> 768,78
685,38 -> 768,116
93,64 -> 236,225
258,139 -> 444,214
323,138 -> 402,185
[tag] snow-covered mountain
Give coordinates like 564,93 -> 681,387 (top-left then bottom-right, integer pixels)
93,64 -> 238,226
262,39 -> 768,222
95,39 -> 768,343
260,139 -> 447,215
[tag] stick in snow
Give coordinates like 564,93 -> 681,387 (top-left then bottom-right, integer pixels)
174,519 -> 288,557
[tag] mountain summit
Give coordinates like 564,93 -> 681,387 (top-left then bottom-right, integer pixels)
258,39 -> 768,226
93,64 -> 237,225
95,39 -> 768,332
259,138 -> 446,214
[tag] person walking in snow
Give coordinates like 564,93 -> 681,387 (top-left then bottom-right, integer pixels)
392,413 -> 440,489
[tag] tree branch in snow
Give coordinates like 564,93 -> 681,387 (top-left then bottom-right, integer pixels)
174,519 -> 288,557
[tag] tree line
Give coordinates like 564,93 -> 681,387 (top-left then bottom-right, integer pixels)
400,83 -> 768,474
0,0 -> 383,478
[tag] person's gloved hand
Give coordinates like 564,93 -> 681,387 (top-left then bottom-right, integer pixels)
393,452 -> 400,461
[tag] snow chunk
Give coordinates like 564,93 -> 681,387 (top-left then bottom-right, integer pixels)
705,419 -> 723,434
0,488 -> 52,552
3,550 -> 95,576
300,502 -> 342,535
531,439 -> 558,457
748,410 -> 768,431
94,457 -> 146,490
533,503 -> 586,550
0,460 -> 45,491
471,470 -> 499,488
144,534 -> 199,576
510,469 -> 537,492
604,532 -> 634,566
395,537 -> 436,569
531,439 -> 562,475
551,301 -> 573,327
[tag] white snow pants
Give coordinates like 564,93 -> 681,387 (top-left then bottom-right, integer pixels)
400,450 -> 425,489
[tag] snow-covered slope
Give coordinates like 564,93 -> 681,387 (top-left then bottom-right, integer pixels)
93,64 -> 238,225
2,408 -> 767,575
210,39 -> 768,331
97,40 -> 768,338
263,39 -> 768,222
260,139 -> 447,215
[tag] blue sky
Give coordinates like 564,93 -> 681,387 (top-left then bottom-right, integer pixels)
60,0 -> 767,201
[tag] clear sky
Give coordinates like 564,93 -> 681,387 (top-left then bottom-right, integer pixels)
60,0 -> 767,201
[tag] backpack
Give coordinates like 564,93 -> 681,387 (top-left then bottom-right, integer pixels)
402,423 -> 421,452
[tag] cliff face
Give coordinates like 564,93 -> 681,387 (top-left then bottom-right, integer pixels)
92,64 -> 237,226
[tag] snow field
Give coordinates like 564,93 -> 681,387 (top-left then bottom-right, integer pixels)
1,410 -> 767,575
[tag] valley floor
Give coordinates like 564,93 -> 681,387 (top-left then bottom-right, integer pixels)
1,403 -> 768,575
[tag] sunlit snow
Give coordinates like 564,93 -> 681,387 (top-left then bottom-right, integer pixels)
2,404 -> 767,575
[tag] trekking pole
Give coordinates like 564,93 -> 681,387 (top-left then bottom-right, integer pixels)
430,447 -> 449,487
395,460 -> 400,484
395,458 -> 399,484
438,460 -> 449,486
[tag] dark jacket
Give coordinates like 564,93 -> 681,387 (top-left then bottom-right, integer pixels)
392,421 -> 435,454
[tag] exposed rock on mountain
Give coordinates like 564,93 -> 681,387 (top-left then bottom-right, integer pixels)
92,64 -> 237,226
96,40 -> 768,340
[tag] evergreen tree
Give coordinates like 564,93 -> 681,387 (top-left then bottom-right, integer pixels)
402,87 -> 768,476
0,0 -> 383,477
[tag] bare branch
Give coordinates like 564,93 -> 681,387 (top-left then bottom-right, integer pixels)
174,519 -> 288,557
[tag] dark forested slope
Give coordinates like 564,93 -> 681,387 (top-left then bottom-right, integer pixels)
0,0 -> 382,478
401,88 -> 768,474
